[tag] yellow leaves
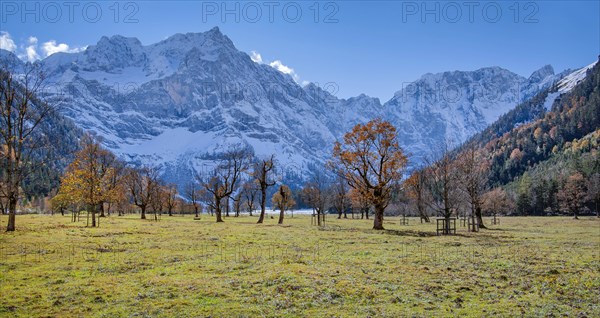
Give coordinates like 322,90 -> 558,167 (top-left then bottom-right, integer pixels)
55,136 -> 119,207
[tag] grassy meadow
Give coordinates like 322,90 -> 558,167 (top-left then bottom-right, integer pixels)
0,213 -> 599,317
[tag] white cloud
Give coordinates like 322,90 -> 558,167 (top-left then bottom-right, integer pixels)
1,32 -> 86,61
42,40 -> 85,57
269,60 -> 301,83
250,50 -> 263,64
251,51 -> 305,83
269,60 -> 293,74
24,37 -> 40,62
0,31 -> 17,52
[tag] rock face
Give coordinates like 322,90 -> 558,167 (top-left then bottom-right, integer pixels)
0,27 -> 568,187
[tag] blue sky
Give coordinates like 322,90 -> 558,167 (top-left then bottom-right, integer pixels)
1,1 -> 598,101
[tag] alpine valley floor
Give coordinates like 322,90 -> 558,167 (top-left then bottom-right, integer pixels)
0,214 -> 598,317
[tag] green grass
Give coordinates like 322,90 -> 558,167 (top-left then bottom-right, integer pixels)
1,214 -> 599,317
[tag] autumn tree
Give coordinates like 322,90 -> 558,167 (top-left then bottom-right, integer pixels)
557,172 -> 587,219
125,166 -> 160,220
57,135 -> 117,227
49,191 -> 71,216
330,118 -> 408,230
349,187 -> 371,219
404,169 -> 431,223
202,145 -> 252,222
272,184 -> 295,224
456,147 -> 490,229
102,159 -> 126,217
1,65 -> 57,231
252,155 -> 276,224
481,187 -> 514,224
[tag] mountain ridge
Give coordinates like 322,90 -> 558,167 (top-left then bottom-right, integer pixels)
0,28 -> 581,188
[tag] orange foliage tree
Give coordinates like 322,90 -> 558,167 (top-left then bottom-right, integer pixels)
404,169 -> 430,223
331,118 -> 408,230
57,134 -> 118,227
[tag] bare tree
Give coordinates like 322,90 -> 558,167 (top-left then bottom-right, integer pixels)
586,173 -> 600,218
332,175 -> 349,219
424,143 -> 460,234
241,180 -> 258,216
185,181 -> 202,218
165,184 -> 178,216
404,169 -> 431,223
125,166 -> 160,220
253,155 -> 276,224
232,190 -> 242,217
456,147 -> 490,229
302,171 -> 330,226
272,184 -> 296,224
0,65 -> 58,231
149,181 -> 167,221
202,145 -> 252,222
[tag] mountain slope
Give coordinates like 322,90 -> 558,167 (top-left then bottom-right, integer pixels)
0,28 -> 570,188
458,58 -> 599,187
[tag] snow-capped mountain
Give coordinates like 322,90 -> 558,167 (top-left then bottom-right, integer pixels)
382,65 -> 568,161
0,27 -> 579,187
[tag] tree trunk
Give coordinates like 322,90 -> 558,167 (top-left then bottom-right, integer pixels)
99,202 -> 106,217
194,206 -> 199,218
475,206 -> 486,229
90,204 -> 97,227
140,206 -> 146,220
365,207 -> 369,219
373,202 -> 384,230
257,187 -> 267,224
168,207 -> 173,217
573,211 -> 579,219
6,198 -> 17,232
216,205 -> 224,222
278,207 -> 284,224
337,211 -> 342,219
225,196 -> 230,217
418,203 -> 430,223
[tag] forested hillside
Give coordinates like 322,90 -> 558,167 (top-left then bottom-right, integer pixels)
452,58 -> 599,216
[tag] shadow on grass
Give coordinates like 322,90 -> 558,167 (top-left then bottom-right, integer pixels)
318,225 -> 467,238
381,229 -> 438,237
